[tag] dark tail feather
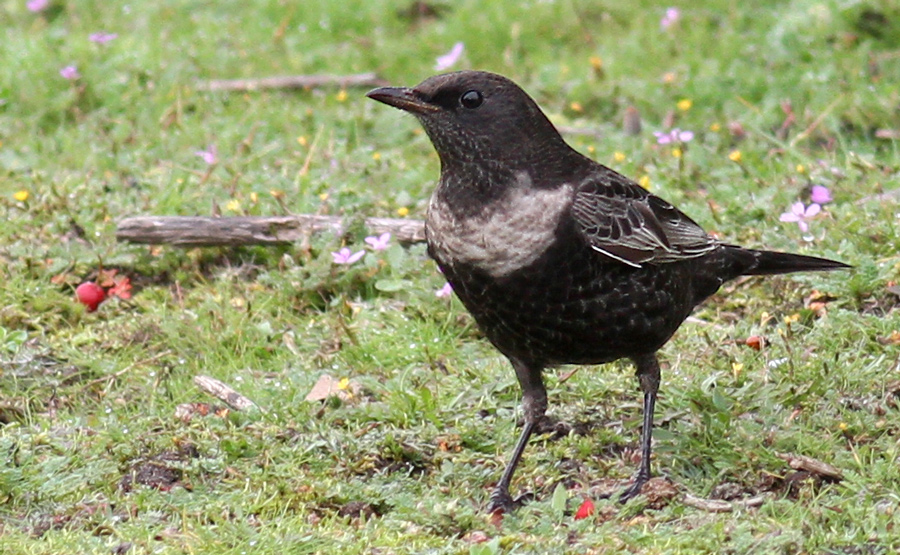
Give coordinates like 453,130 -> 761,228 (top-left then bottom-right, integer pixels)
744,249 -> 851,276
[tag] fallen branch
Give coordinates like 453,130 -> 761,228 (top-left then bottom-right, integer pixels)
193,375 -> 260,412
116,215 -> 426,247
200,72 -> 388,92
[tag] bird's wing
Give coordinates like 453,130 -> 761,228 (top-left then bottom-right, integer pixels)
571,172 -> 718,267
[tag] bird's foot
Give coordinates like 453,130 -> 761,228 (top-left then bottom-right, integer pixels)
486,488 -> 514,514
619,473 -> 650,503
486,488 -> 533,514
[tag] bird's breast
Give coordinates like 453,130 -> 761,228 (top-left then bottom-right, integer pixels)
425,177 -> 574,279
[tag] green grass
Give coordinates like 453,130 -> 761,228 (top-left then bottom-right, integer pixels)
2,0 -> 900,553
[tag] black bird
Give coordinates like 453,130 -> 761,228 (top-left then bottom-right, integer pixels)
367,71 -> 849,513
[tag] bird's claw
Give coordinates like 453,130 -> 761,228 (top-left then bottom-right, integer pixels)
618,474 -> 650,503
487,488 -> 514,514
486,489 -> 533,514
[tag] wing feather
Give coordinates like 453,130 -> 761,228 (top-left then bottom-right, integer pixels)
571,171 -> 718,266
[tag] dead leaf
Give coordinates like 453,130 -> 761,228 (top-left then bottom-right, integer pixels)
305,374 -> 361,402
464,531 -> 490,544
488,509 -> 504,527
876,331 -> 900,345
642,477 -> 679,509
174,402 -> 213,422
745,335 -> 767,350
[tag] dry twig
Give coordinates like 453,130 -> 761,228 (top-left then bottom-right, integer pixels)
777,453 -> 844,481
200,72 -> 388,92
193,375 -> 260,411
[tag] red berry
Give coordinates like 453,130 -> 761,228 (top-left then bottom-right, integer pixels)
574,498 -> 595,520
76,282 -> 106,312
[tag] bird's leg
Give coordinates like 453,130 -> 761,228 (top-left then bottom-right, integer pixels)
620,353 -> 661,502
486,358 -> 546,514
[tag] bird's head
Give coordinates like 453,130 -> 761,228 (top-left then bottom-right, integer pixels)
367,71 -> 581,185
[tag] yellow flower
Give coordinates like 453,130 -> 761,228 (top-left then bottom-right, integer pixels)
677,99 -> 692,111
838,422 -> 848,431
784,313 -> 800,324
336,89 -> 348,102
586,145 -> 595,154
250,192 -> 258,203
709,122 -> 721,132
270,189 -> 285,200
337,377 -> 355,398
225,199 -> 241,212
728,150 -> 742,163
613,151 -> 626,162
638,175 -> 651,190
372,152 -> 381,161
397,207 -> 410,217
589,56 -> 603,70
13,190 -> 29,202
671,148 -> 682,158
796,164 -> 806,174
731,362 -> 744,376
297,136 -> 308,147
569,101 -> 583,113
318,192 -> 329,201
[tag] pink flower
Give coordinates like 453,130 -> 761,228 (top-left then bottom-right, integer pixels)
660,7 -> 681,29
435,282 -> 453,298
195,145 -> 218,165
89,32 -> 119,44
779,202 -> 821,232
434,42 -> 465,71
653,128 -> 693,145
331,247 -> 365,265
364,232 -> 391,251
26,0 -> 49,12
59,65 -> 80,80
810,185 -> 832,204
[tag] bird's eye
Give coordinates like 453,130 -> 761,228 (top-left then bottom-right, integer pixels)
460,90 -> 483,109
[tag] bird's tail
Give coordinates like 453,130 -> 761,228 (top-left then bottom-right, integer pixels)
743,249 -> 851,276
